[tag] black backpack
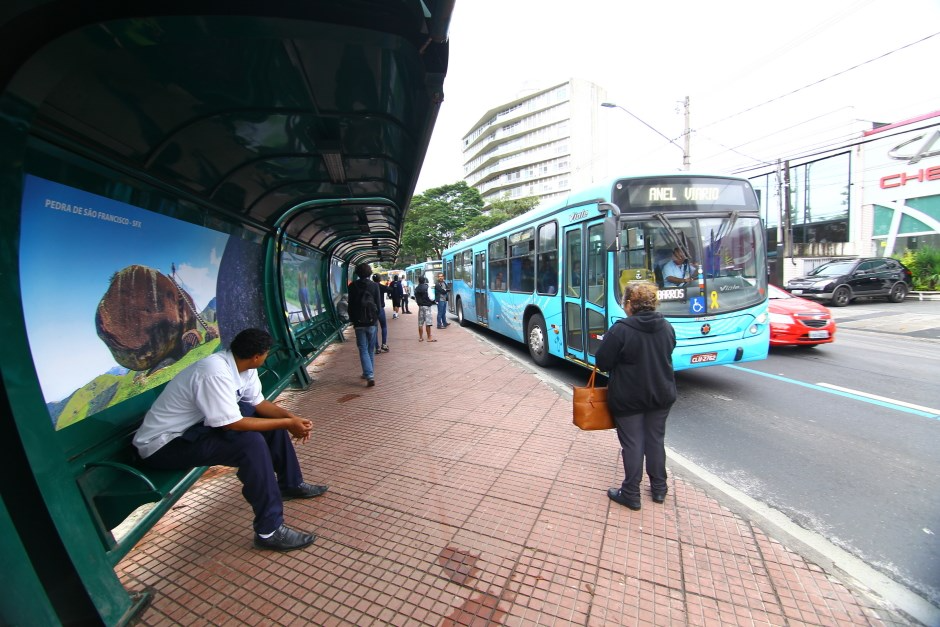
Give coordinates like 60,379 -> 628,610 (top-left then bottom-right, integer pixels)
355,280 -> 378,326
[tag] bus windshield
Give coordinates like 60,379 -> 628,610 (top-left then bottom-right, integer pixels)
615,214 -> 766,317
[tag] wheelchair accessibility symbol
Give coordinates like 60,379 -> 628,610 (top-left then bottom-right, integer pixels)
689,296 -> 705,315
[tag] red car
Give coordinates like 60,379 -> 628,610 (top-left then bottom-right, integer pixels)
768,284 -> 836,347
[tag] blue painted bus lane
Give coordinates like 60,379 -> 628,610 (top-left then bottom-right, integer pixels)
726,363 -> 940,420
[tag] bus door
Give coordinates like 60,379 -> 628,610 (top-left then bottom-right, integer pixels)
445,258 -> 455,312
474,251 -> 488,323
563,221 -> 607,366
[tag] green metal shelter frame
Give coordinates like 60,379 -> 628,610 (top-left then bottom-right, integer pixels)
0,2 -> 453,624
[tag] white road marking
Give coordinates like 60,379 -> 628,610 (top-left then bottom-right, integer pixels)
816,382 -> 940,415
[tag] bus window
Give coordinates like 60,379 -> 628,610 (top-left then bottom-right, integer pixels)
586,224 -> 605,306
587,309 -> 605,355
489,238 -> 507,291
509,228 -> 534,293
566,230 -> 581,298
618,226 -> 654,288
536,222 -> 558,295
462,250 -> 473,288
565,301 -> 582,351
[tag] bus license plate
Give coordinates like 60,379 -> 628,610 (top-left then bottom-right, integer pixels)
690,352 -> 718,364
808,330 -> 829,339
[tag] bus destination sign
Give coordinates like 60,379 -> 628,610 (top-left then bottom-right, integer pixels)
614,177 -> 754,212
647,185 -> 720,202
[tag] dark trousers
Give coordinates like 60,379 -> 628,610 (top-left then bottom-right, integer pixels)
436,300 -> 447,327
141,406 -> 303,534
613,406 -> 670,499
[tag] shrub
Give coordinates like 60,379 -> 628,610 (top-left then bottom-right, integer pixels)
898,247 -> 940,290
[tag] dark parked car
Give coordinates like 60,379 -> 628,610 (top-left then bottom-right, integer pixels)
785,257 -> 913,307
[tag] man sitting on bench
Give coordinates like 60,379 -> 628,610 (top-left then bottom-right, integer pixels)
132,328 -> 328,552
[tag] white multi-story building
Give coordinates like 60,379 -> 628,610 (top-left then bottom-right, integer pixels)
461,79 -> 608,207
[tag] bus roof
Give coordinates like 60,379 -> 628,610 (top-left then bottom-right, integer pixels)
444,172 -> 753,255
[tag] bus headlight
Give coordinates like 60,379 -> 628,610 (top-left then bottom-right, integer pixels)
754,311 -> 768,325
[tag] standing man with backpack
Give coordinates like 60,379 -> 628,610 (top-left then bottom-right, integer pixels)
413,276 -> 437,342
347,263 -> 381,386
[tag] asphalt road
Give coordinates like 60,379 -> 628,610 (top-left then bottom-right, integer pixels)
458,297 -> 940,619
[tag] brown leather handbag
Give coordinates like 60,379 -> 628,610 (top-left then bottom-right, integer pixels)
572,367 -> 615,430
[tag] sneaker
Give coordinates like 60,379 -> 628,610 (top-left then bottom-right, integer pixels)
253,524 -> 315,552
393,313 -> 398,319
381,344 -> 389,352
367,379 -> 376,387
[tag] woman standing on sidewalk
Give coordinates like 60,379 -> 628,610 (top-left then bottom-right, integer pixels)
595,282 -> 676,511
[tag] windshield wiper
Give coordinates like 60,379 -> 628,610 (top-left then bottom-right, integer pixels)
653,213 -> 693,261
713,211 -> 739,242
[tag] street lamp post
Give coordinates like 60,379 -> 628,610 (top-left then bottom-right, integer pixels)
601,99 -> 691,170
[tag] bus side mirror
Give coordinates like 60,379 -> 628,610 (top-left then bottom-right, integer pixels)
600,202 -> 621,252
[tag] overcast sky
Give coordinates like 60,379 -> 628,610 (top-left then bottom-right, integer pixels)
416,0 -> 940,192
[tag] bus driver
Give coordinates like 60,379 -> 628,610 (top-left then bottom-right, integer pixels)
662,247 -> 692,287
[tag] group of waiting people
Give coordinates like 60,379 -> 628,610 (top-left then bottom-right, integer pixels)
127,259 -> 678,556
346,264 -> 450,387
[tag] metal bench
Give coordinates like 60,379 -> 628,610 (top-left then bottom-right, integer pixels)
75,423 -> 207,566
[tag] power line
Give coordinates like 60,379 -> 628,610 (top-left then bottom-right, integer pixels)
706,0 -> 876,96
696,31 -> 940,133
695,107 -> 858,166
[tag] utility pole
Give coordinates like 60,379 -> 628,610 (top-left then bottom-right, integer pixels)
774,160 -> 784,285
682,96 -> 691,171
783,160 -> 793,268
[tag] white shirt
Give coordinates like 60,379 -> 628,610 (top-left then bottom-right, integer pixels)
133,351 -> 264,458
662,259 -> 691,285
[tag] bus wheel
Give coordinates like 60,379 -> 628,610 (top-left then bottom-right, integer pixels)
457,299 -> 467,326
526,313 -> 552,367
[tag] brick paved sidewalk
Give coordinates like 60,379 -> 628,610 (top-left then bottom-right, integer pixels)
117,307 -> 899,625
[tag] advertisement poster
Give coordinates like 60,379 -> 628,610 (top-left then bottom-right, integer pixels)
19,175 -> 230,429
281,248 -> 325,326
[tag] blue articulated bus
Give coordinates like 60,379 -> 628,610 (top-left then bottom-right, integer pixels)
442,174 -> 770,370
404,259 -> 444,300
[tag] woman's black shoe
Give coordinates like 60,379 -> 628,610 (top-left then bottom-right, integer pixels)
607,488 -> 641,511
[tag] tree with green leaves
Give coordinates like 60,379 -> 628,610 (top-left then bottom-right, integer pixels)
456,195 -> 540,241
399,181 -> 484,263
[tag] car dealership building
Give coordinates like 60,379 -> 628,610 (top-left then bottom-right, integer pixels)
746,111 -> 940,284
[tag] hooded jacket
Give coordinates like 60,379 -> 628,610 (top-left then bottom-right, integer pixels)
594,311 -> 677,415
414,282 -> 435,307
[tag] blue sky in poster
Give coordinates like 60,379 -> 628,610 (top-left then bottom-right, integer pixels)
19,175 -> 230,403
